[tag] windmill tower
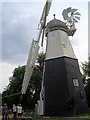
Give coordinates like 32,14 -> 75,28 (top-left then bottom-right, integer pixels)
21,2 -> 88,116
39,8 -> 88,115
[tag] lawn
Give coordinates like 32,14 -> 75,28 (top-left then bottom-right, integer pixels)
8,114 -> 90,120
23,111 -> 90,120
33,116 -> 90,120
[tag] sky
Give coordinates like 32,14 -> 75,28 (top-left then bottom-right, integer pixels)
0,0 -> 89,93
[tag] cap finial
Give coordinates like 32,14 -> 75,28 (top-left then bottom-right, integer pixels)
53,14 -> 56,19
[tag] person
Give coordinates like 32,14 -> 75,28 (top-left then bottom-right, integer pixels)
17,104 -> 22,118
2,103 -> 9,120
12,104 -> 17,120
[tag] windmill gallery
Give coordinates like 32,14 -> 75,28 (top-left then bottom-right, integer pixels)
21,0 -> 88,116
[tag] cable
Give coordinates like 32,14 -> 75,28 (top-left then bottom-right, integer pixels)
1,92 -> 21,99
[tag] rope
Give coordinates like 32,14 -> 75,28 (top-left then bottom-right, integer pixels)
1,92 -> 21,99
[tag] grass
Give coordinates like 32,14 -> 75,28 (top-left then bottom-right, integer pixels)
33,118 -> 90,120
23,111 -> 90,120
4,108 -> 90,120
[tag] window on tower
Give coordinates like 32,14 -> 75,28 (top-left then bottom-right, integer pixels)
73,78 -> 79,87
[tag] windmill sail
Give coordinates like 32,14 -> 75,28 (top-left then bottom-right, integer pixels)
21,40 -> 39,94
62,7 -> 71,20
75,16 -> 80,20
75,12 -> 81,15
70,8 -> 78,13
21,0 -> 52,94
40,0 -> 52,23
73,18 -> 78,23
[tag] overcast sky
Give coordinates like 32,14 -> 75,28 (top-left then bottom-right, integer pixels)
0,0 -> 89,93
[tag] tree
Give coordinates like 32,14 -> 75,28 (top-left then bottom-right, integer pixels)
82,58 -> 90,107
2,66 -> 25,107
82,57 -> 90,84
37,53 -> 45,72
2,53 -> 45,109
0,92 -> 2,115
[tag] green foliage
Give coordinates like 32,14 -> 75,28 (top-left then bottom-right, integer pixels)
82,58 -> 90,107
2,65 -> 25,107
21,66 -> 42,109
85,81 -> 90,107
81,58 -> 90,84
37,53 -> 45,72
2,53 -> 45,109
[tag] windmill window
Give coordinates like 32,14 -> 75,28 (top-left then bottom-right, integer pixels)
73,78 -> 79,87
80,91 -> 84,98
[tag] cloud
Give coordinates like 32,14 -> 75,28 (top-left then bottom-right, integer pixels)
1,1 -> 88,92
0,62 -> 18,93
2,2 -> 88,64
1,2 -> 45,92
2,2 -> 43,64
2,0 -> 89,3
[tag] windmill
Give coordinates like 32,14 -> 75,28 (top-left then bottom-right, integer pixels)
21,4 -> 88,116
21,0 -> 52,94
40,7 -> 87,115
